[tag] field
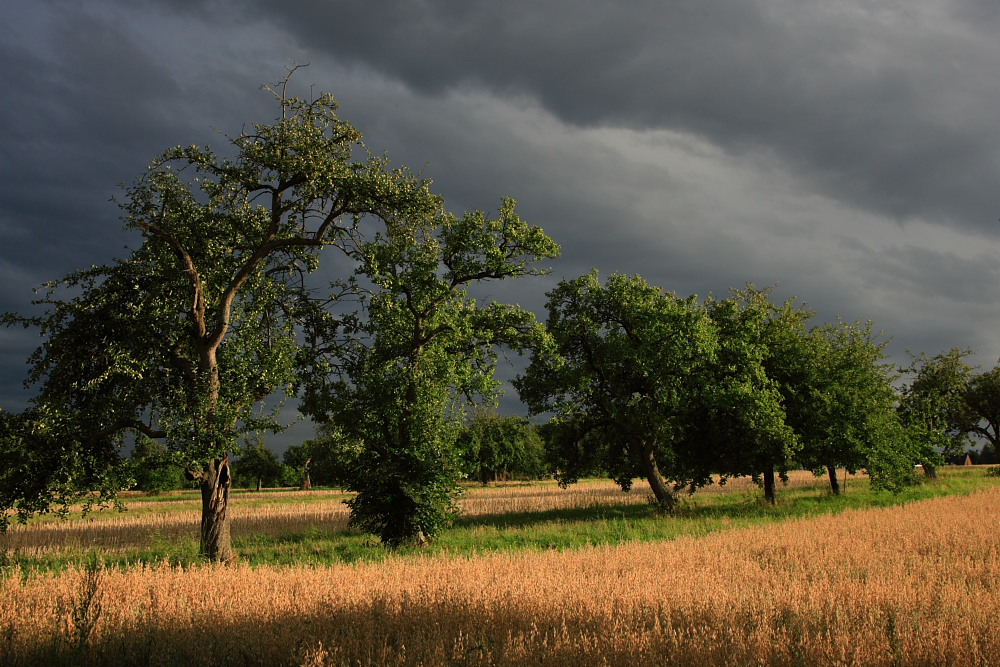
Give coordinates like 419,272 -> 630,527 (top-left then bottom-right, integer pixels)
2,468 -> 999,666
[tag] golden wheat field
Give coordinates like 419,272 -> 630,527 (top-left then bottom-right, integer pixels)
1,476 -> 998,666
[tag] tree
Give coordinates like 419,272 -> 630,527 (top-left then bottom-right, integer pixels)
232,438 -> 283,490
785,319 -> 917,494
302,199 -> 558,547
282,441 -> 314,490
128,438 -> 184,494
0,70 -> 439,560
456,411 -> 546,484
964,363 -> 1000,453
897,348 -> 976,479
515,272 -> 720,508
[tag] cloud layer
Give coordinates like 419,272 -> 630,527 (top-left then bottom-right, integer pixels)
3,0 -> 999,441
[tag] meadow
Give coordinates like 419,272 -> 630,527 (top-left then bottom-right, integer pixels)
1,468 -> 998,665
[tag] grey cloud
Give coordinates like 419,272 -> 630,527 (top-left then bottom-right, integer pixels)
4,0 -> 1000,434
238,0 -> 1000,236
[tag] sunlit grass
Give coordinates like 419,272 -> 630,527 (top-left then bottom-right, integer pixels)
3,466 -> 996,573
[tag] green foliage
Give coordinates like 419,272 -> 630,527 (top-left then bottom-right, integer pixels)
299,427 -> 367,489
128,438 -> 184,494
687,286 -> 799,491
302,199 -> 559,547
964,363 -> 1000,450
456,412 -> 547,483
518,276 -> 920,504
898,347 -> 977,465
231,438 -> 283,490
0,70 -> 440,560
986,465 -> 1000,477
516,272 -> 719,504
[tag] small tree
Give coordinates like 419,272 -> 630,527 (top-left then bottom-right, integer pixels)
691,287 -> 799,504
128,438 -> 184,494
457,412 -> 546,484
232,438 -> 283,490
282,441 -> 314,490
897,348 -> 976,478
785,319 -> 918,494
302,199 -> 558,547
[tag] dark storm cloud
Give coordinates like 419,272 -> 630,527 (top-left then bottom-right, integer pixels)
3,0 -> 1000,432
243,0 -> 1000,235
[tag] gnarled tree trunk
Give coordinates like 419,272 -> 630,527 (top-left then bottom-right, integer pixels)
200,456 -> 233,562
641,443 -> 676,510
300,457 -> 312,491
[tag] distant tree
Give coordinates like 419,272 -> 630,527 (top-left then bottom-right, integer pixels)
0,70 -> 439,561
128,438 -> 184,494
282,441 -> 314,490
516,272 -> 720,509
298,426 -> 366,490
302,199 -> 558,547
456,412 -> 546,484
898,348 -> 976,479
232,438 -> 283,491
536,415 -> 615,481
964,363 -> 1000,453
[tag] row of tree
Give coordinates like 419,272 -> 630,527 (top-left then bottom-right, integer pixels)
518,275 -> 922,507
2,72 -> 997,560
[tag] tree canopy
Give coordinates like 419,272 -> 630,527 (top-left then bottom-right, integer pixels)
300,199 -> 559,546
1,71 -> 439,560
518,273 -> 922,506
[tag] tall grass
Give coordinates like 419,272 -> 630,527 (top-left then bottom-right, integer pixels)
1,484 -> 997,666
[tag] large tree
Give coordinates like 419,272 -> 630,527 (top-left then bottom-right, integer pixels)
515,272 -> 719,508
683,287 -> 798,504
302,199 -> 558,547
0,72 -> 438,560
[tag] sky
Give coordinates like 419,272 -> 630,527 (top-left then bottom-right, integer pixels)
2,0 -> 999,450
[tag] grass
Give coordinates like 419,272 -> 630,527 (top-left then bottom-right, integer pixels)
3,466 -> 996,573
3,482 -> 999,666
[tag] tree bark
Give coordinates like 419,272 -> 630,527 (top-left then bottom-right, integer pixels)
763,465 -> 776,505
827,465 -> 841,495
641,443 -> 675,510
200,457 -> 233,562
300,458 -> 311,491
923,463 -> 938,479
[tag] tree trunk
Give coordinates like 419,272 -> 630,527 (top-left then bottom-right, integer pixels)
923,463 -> 938,479
200,457 -> 233,562
256,477 -> 262,492
827,465 -> 841,495
763,465 -> 776,504
641,444 -> 675,510
300,458 -> 311,491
